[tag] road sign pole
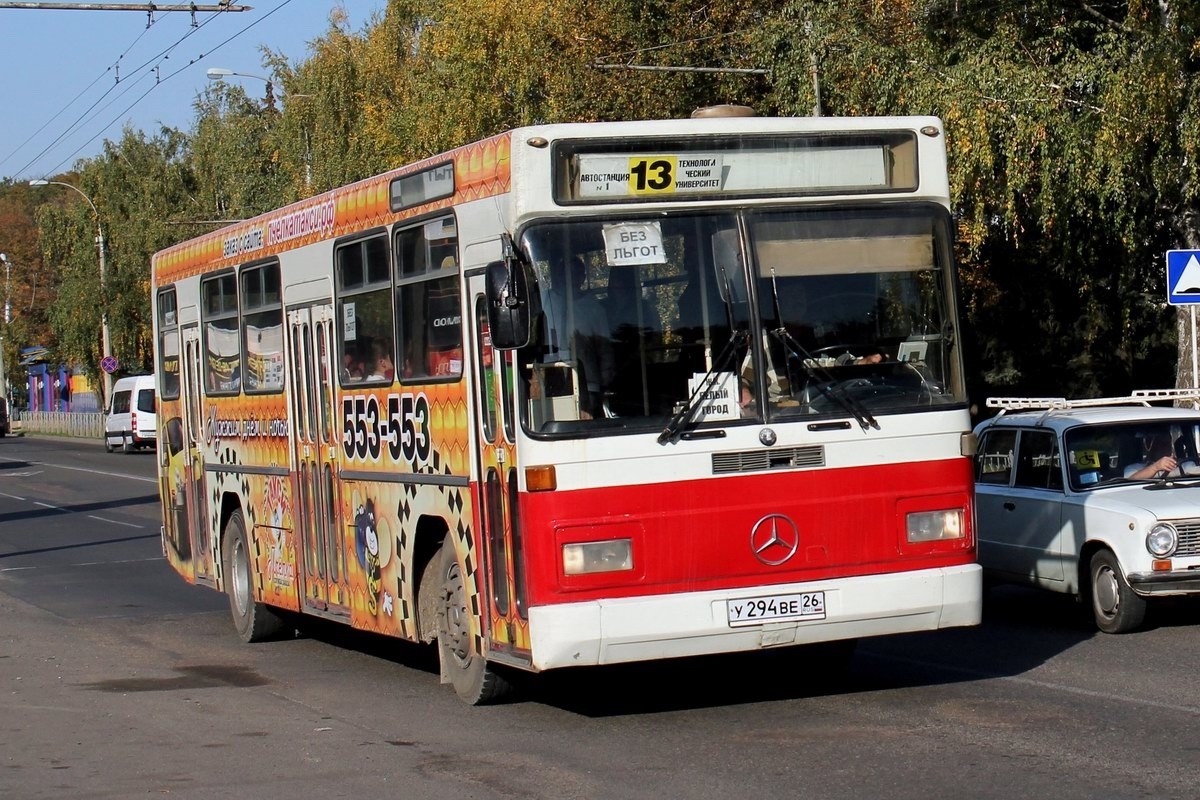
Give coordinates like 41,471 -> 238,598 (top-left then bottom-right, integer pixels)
1192,305 -> 1198,402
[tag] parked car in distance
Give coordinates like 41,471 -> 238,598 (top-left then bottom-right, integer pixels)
974,389 -> 1200,633
0,396 -> 9,437
104,374 -> 156,453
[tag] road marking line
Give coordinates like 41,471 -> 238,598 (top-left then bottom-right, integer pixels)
34,501 -> 63,511
865,651 -> 1200,716
0,491 -> 26,501
0,455 -> 155,483
87,515 -> 143,529
1,556 -> 162,571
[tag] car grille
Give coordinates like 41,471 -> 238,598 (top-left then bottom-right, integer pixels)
712,445 -> 825,475
1172,520 -> 1200,557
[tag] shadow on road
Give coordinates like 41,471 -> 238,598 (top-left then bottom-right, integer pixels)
0,532 -> 161,559
0,493 -> 161,527
206,583 -> 1199,716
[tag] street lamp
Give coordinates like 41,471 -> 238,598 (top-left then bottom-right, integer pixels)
206,66 -> 276,111
0,253 -> 9,404
28,179 -> 113,404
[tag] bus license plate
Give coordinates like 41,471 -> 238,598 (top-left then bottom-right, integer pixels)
727,591 -> 826,627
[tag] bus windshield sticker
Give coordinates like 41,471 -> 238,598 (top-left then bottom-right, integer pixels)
686,371 -> 739,423
602,221 -> 667,266
343,303 -> 357,340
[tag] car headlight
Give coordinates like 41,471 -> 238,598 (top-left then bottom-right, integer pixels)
907,509 -> 965,543
1146,523 -> 1177,558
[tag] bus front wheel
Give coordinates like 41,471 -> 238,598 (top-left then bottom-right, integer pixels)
223,509 -> 285,643
435,534 -> 511,704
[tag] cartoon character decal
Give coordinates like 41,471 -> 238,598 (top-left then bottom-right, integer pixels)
355,499 -> 383,615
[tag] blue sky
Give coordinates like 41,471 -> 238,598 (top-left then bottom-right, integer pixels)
0,0 -> 385,182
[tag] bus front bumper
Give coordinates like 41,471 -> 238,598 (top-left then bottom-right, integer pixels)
526,563 -> 981,671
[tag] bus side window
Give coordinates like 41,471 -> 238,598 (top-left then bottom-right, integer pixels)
336,235 -> 394,386
395,218 -> 462,382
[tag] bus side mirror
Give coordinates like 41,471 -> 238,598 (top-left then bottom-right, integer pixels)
485,258 -> 539,349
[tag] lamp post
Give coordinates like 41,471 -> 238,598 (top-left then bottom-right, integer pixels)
28,179 -> 113,404
0,253 -> 9,405
206,67 -> 276,111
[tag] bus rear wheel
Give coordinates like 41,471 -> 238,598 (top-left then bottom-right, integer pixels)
435,535 -> 510,704
223,509 -> 285,643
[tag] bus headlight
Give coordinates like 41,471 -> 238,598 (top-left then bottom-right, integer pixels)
562,539 -> 633,575
907,509 -> 965,543
1146,523 -> 1177,558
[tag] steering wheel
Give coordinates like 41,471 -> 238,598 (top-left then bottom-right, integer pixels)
805,343 -> 879,360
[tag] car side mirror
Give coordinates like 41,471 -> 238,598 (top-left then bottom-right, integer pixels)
485,254 -> 539,350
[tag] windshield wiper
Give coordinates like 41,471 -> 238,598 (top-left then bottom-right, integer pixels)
769,327 -> 879,431
1144,475 -> 1200,490
658,329 -> 750,445
761,267 -> 877,431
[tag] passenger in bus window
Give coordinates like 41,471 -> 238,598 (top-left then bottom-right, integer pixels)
738,334 -> 790,413
367,341 -> 395,382
544,255 -> 614,418
342,349 -> 364,382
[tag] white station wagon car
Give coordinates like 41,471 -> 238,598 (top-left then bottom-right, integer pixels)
974,390 -> 1200,633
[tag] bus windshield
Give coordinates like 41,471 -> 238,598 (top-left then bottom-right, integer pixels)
518,205 -> 964,436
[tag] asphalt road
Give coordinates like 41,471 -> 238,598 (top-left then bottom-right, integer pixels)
2,434 -> 1199,799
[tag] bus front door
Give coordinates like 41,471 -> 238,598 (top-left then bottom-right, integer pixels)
468,279 -> 530,658
181,324 -> 216,587
287,305 -> 349,618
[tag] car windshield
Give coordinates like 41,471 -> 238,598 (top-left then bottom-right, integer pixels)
1064,419 -> 1200,490
516,205 -> 965,436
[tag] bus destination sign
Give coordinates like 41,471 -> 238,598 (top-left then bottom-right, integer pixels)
565,138 -> 902,204
578,154 -> 726,198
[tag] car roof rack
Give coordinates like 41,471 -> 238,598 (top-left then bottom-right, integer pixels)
987,389 -> 1200,415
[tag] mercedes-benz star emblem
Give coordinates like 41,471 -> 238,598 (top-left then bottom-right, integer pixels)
749,514 -> 800,566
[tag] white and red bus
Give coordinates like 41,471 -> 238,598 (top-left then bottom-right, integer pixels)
152,108 -> 981,703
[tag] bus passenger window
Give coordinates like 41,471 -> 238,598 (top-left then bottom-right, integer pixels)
201,273 -> 241,394
395,217 -> 462,382
336,235 -> 394,386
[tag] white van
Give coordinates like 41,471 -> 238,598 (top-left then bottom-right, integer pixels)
104,374 -> 157,453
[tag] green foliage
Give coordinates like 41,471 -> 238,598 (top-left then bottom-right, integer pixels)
34,127 -> 196,395
15,0 -> 1200,405
760,0 -> 1191,398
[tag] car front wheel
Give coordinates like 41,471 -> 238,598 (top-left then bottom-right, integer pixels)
1089,548 -> 1147,634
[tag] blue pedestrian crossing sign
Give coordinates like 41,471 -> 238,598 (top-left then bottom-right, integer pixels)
1167,250 -> 1200,305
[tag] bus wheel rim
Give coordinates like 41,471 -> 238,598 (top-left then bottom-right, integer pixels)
443,562 -> 471,664
232,538 -> 250,616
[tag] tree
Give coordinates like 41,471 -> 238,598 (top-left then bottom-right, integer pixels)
37,127 -> 196,388
0,182 -> 55,396
757,0 -> 1193,399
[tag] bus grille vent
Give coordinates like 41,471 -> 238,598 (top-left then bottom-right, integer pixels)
711,446 -> 825,475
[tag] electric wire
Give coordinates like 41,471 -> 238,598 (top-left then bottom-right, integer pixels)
18,0 -> 296,180
10,12 -> 226,179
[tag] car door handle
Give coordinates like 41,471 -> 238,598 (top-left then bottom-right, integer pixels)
1003,502 -> 1016,511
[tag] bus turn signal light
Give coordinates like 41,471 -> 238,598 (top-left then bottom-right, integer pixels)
525,465 -> 557,492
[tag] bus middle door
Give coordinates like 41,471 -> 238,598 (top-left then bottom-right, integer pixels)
468,278 -> 530,658
180,324 -> 216,587
287,304 -> 349,618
